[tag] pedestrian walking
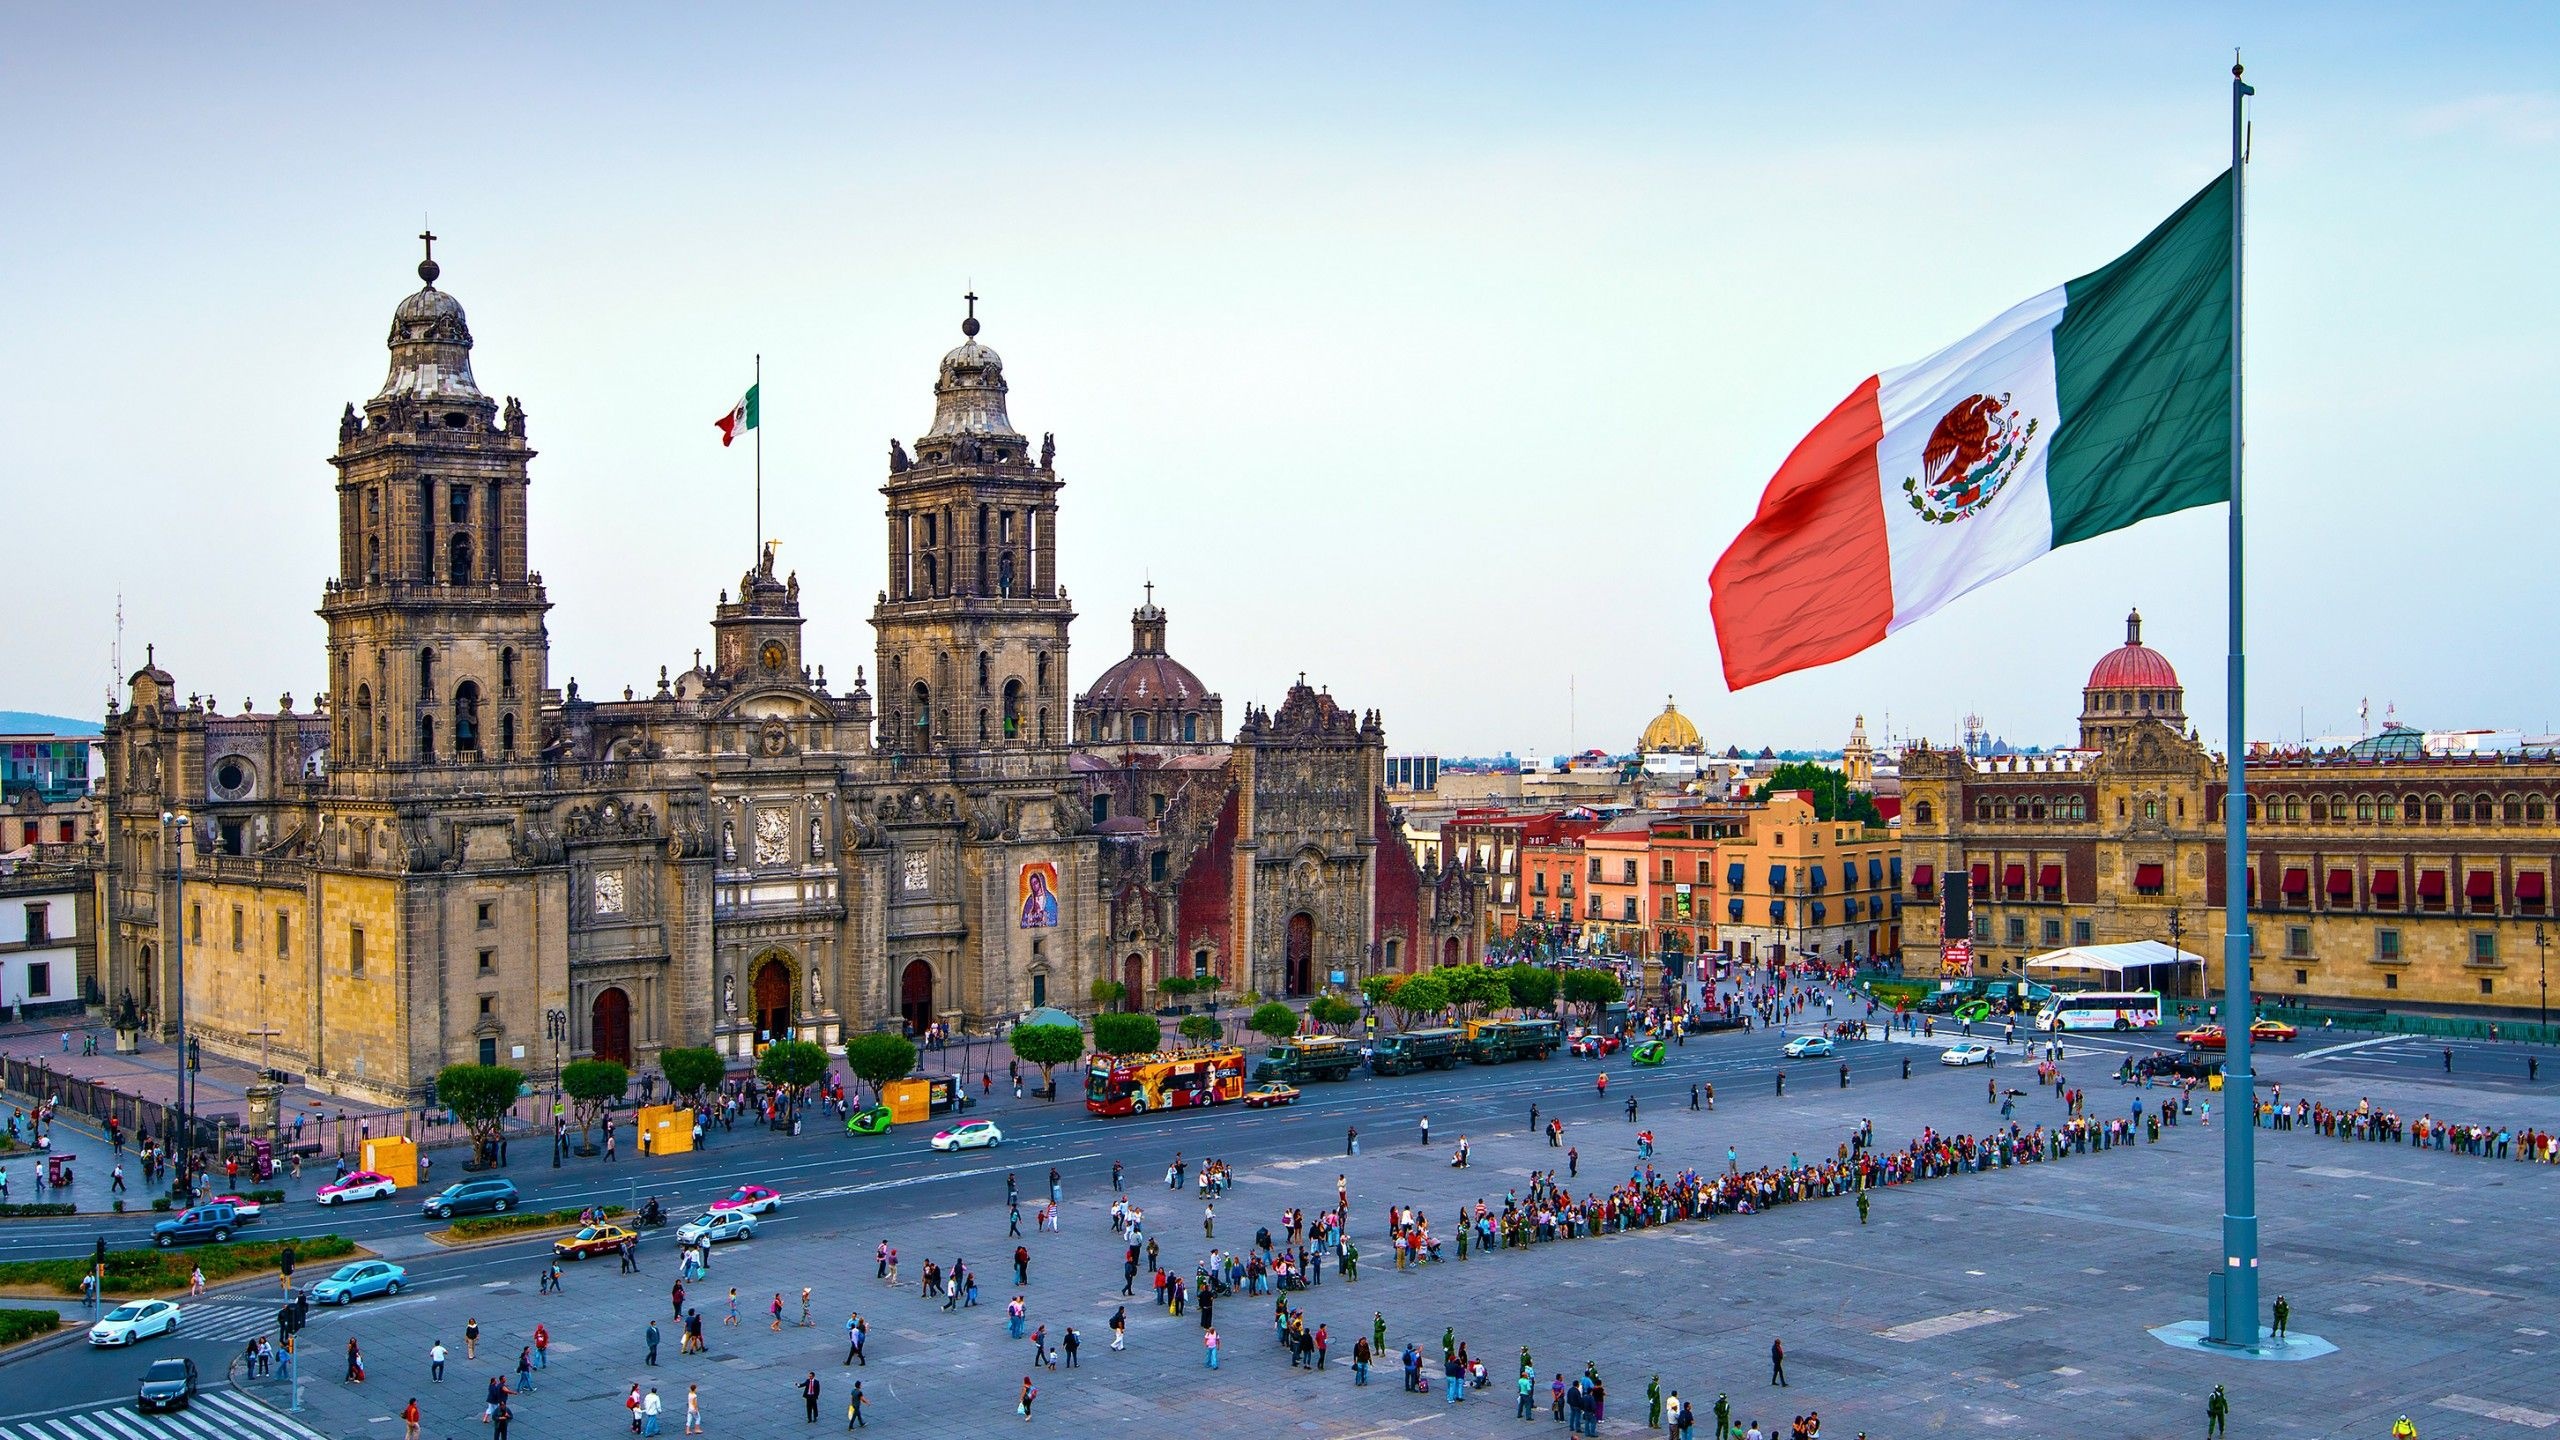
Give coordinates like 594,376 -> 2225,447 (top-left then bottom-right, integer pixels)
2271,1295 -> 2290,1341
1205,1325 -> 1220,1368
346,1337 -> 366,1383
430,1340 -> 447,1380
403,1396 -> 421,1440
1419,1115 -> 1430,1147
643,1386 -> 664,1436
1110,1305 -> 1127,1350
465,1318 -> 480,1360
1347,1125 -> 1360,1155
845,1380 -> 867,1429
802,1370 -> 823,1422
1770,1337 -> 1786,1387
686,1383 -> 703,1435
2207,1383 -> 2229,1437
1018,1376 -> 1038,1420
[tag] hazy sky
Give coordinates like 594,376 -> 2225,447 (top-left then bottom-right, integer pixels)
6,5 -> 2554,756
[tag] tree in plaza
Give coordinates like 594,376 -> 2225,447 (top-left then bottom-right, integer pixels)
1092,1011 -> 1163,1056
1008,1022 -> 1086,1094
1438,964 -> 1513,1018
1560,967 -> 1624,1023
1754,761 -> 1881,825
1360,974 -> 1405,1010
1502,963 -> 1559,1015
1385,972 -> 1450,1029
1155,975 -> 1197,1004
1178,1013 -> 1224,1045
1307,995 -> 1359,1033
435,1063 -> 524,1169
659,1046 -> 726,1106
756,1040 -> 830,1123
559,1059 -> 628,1154
843,1032 -> 920,1095
1249,1002 -> 1300,1044
1089,977 -> 1128,1011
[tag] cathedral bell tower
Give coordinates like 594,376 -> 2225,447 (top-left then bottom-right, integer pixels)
871,298 -> 1072,756
319,234 -> 551,771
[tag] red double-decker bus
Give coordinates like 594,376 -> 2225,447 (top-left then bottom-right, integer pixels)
1085,1047 -> 1245,1116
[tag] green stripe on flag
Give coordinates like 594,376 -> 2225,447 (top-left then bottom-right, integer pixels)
740,383 -> 759,430
2047,170 -> 2233,547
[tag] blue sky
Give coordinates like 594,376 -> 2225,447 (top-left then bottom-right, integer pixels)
5,4 -> 2553,755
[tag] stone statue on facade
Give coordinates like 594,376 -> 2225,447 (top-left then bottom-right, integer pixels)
889,439 -> 910,473
1039,431 -> 1055,469
339,403 -> 362,445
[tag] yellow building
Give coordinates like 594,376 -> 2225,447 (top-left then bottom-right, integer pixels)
1716,794 -> 1901,967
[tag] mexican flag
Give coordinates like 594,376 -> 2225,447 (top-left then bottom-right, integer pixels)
1710,171 -> 2233,689
714,384 -> 759,447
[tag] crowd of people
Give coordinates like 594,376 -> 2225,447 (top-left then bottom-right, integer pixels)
2261,1095 -> 2560,1161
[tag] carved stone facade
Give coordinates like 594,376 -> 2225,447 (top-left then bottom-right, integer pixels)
93,253 -> 1108,1104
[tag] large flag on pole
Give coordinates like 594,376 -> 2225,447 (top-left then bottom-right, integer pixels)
714,384 -> 760,447
1709,171 -> 2233,690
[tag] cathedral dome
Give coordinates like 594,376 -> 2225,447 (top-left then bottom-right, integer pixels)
1639,696 -> 1702,754
925,301 -> 1019,438
2087,609 -> 2178,690
1085,603 -> 1210,708
377,239 -> 481,401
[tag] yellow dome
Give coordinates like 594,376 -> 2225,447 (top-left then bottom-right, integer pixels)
1639,695 -> 1702,753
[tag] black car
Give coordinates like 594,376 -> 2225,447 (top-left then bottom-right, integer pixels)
2132,1051 -> 2220,1081
137,1356 -> 198,1412
421,1177 -> 520,1219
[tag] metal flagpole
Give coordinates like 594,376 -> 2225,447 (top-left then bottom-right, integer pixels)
2210,56 -> 2260,1350
754,353 -> 763,560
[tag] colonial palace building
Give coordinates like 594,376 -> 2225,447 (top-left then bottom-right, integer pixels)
1902,611 -> 2560,1014
92,247 -> 1474,1104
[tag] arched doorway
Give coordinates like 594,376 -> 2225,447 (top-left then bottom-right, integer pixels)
752,955 -> 794,1042
1285,913 -> 1314,998
1123,953 -> 1146,1013
899,960 -> 934,1036
591,986 -> 632,1066
1442,935 -> 1461,968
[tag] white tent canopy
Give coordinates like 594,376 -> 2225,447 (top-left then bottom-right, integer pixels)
2022,940 -> 2202,993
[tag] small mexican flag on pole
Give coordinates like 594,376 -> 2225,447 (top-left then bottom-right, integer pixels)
714,383 -> 759,447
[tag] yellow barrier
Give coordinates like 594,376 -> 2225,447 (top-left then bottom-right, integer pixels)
360,1135 -> 418,1188
636,1104 -> 695,1156
881,1078 -> 932,1125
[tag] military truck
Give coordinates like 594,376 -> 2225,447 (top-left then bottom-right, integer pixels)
1369,1027 -> 1463,1075
1460,1018 -> 1561,1064
1251,1035 -> 1365,1083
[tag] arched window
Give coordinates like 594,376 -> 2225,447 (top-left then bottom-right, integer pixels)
353,685 -> 374,764
1037,707 -> 1048,744
922,554 -> 938,593
1912,801 -> 1933,825
499,710 -> 517,755
416,711 -> 436,760
448,532 -> 473,584
1182,714 -> 1197,743
911,682 -> 932,747
2476,793 -> 2496,824
365,534 -> 381,581
2284,797 -> 2302,823
2424,795 -> 2443,824
418,647 -> 436,695
453,680 -> 481,753
2309,796 -> 2327,822
2356,796 -> 2374,822
1976,797 -> 1992,822
977,708 -> 989,744
1036,653 -> 1050,692
448,485 -> 471,522
500,648 -> 517,695
2453,796 -> 2472,823
998,551 -> 1016,597
2028,798 -> 2046,821
977,653 -> 990,692
2403,796 -> 2422,824
2530,795 -> 2549,824
1002,680 -> 1023,740
1132,714 -> 1150,742
2504,794 -> 2525,823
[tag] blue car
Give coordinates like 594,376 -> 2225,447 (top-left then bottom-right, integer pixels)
306,1260 -> 407,1305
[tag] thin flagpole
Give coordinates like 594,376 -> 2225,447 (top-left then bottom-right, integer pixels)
754,353 -> 764,561
2212,56 -> 2260,1350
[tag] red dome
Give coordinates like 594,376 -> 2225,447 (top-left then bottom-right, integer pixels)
2087,642 -> 2178,690
2086,609 -> 2178,690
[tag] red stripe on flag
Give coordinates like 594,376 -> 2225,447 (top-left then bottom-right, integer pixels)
1708,376 -> 1895,689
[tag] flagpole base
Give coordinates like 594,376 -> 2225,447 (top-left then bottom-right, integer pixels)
2149,1320 -> 2335,1362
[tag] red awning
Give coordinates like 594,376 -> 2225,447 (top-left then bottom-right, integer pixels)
2282,867 -> 2309,894
1970,863 -> 1991,890
2419,870 -> 2447,899
2134,863 -> 2165,888
2371,870 -> 2401,897
2468,871 -> 2497,900
2038,864 -> 2063,890
2326,868 -> 2353,897
2521,872 -> 2548,901
1912,864 -> 1935,887
2002,863 -> 2027,889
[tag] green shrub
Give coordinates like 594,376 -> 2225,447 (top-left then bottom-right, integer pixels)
150,1197 -> 172,1212
0,1203 -> 75,1219
0,1309 -> 60,1347
243,1188 -> 287,1205
1091,1012 -> 1161,1056
445,1204 -> 625,1240
0,1234 -> 356,1297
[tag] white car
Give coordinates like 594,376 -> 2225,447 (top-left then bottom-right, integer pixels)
1782,1035 -> 1835,1059
929,1120 -> 1004,1152
678,1210 -> 759,1247
88,1299 -> 181,1347
1940,1041 -> 1997,1067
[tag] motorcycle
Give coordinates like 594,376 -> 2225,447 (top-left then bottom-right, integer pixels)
636,1197 -> 667,1229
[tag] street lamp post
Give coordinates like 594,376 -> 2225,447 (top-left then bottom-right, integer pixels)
159,810 -> 190,1192
545,1007 -> 568,1167
2165,909 -> 2185,1010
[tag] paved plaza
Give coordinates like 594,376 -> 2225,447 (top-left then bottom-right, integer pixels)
183,1034 -> 2560,1440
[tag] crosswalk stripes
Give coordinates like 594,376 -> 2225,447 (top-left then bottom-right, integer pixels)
170,1304 -> 279,1344
0,1388 -> 327,1440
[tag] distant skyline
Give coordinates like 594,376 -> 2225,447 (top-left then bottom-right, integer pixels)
6,5 -> 2555,756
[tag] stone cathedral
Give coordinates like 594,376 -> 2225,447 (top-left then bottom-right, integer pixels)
91,246 -> 1474,1105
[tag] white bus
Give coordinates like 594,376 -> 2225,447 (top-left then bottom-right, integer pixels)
2036,990 -> 2163,1032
